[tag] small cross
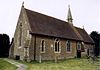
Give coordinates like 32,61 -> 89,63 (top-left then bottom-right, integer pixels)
83,25 -> 84,29
68,4 -> 70,8
22,1 -> 24,6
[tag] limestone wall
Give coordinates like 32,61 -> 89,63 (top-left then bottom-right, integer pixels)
13,7 -> 31,60
30,36 -> 77,61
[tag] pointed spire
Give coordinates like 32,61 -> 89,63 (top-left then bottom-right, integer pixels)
22,1 -> 24,7
67,5 -> 73,25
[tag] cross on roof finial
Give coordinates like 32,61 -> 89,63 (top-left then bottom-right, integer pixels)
22,1 -> 24,7
83,25 -> 84,29
68,4 -> 70,8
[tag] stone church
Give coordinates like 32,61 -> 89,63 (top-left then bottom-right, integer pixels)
9,3 -> 94,62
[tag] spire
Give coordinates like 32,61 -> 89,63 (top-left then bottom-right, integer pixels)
67,5 -> 73,25
22,1 -> 24,7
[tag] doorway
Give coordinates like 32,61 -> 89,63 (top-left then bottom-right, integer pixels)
77,42 -> 82,58
77,50 -> 81,58
15,55 -> 20,60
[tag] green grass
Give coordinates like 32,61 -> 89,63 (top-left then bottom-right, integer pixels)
0,58 -> 17,70
18,58 -> 99,70
0,58 -> 99,70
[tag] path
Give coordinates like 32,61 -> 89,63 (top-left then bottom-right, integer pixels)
3,58 -> 27,70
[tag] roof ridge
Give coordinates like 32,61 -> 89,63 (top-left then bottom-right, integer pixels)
70,25 -> 83,41
25,8 -> 67,24
75,27 -> 94,43
82,29 -> 95,43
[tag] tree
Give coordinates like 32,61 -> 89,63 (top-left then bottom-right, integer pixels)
90,31 -> 100,56
0,34 -> 10,57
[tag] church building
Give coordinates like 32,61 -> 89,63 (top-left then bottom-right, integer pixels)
9,3 -> 94,62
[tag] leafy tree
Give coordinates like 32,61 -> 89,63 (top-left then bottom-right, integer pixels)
90,31 -> 100,56
0,34 -> 10,57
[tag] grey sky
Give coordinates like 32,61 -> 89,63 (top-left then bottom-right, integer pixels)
0,0 -> 99,41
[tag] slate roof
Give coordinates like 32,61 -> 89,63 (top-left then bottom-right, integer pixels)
24,8 -> 94,43
75,27 -> 94,43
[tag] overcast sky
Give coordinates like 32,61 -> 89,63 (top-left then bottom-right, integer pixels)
0,0 -> 99,41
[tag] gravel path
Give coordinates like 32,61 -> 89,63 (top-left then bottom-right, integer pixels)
3,58 -> 27,70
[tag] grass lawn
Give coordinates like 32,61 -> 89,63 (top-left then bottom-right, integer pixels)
18,58 -> 99,70
0,58 -> 17,70
0,58 -> 99,70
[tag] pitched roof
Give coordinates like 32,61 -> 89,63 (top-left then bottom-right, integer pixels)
24,8 -> 94,43
75,27 -> 94,43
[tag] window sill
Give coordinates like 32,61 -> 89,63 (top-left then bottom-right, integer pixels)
40,52 -> 45,53
54,52 -> 61,53
66,51 -> 72,53
18,46 -> 22,49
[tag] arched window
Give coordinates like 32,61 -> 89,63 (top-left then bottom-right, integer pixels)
40,39 -> 45,53
81,42 -> 85,52
77,42 -> 81,50
19,23 -> 22,46
66,40 -> 71,52
54,39 -> 61,53
55,41 -> 58,52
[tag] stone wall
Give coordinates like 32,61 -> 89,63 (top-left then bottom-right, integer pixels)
29,35 -> 77,61
81,43 -> 94,57
12,6 -> 31,60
